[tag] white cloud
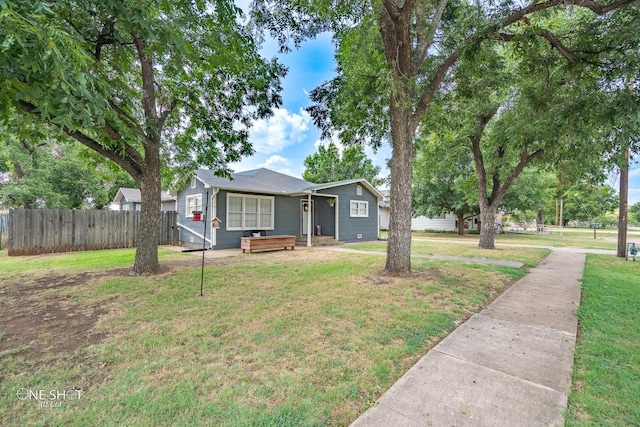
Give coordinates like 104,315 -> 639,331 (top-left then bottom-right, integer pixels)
628,187 -> 640,205
259,155 -> 290,169
258,155 -> 300,177
629,167 -> 640,178
249,108 -> 311,154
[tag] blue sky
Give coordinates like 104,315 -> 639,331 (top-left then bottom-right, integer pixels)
231,5 -> 639,205
228,19 -> 393,184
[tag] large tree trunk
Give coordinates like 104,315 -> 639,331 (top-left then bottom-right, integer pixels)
132,150 -> 162,275
385,118 -> 415,276
478,202 -> 496,249
130,33 -> 162,275
379,4 -> 416,276
537,210 -> 545,232
457,213 -> 466,236
617,144 -> 629,258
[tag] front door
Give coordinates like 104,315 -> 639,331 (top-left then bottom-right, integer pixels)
301,200 -> 314,235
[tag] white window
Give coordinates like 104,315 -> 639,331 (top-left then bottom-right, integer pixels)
226,193 -> 274,230
190,177 -> 196,189
122,204 -> 130,211
350,200 -> 368,218
357,185 -> 363,195
186,194 -> 202,217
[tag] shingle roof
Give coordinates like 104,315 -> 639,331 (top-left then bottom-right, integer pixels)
196,168 -> 313,195
194,168 -> 383,200
114,188 -> 141,203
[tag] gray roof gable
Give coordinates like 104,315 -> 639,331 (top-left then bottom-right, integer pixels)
113,188 -> 141,203
309,178 -> 384,200
196,168 -> 312,195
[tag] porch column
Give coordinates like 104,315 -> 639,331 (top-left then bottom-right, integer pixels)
307,194 -> 312,247
334,196 -> 339,241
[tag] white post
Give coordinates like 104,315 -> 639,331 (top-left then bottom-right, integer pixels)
334,197 -> 339,241
307,194 -> 312,247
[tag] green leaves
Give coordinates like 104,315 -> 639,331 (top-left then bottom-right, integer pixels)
302,141 -> 383,186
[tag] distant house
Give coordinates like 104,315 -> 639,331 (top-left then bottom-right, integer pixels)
173,168 -> 383,250
380,190 -> 478,232
112,188 -> 176,212
378,190 -> 390,230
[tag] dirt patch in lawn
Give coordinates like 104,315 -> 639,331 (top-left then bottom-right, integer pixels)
0,269 -> 132,361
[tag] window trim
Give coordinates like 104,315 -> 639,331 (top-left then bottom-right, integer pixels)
350,200 -> 369,218
190,177 -> 197,189
185,194 -> 202,218
226,193 -> 275,230
356,185 -> 363,195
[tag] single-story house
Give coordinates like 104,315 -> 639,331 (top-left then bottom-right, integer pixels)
412,213 -> 486,231
174,168 -> 383,250
381,209 -> 475,232
112,188 -> 177,212
379,189 -> 479,232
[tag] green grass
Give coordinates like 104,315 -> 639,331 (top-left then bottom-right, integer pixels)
0,247 -> 190,279
408,229 -> 623,250
566,254 -> 640,426
351,239 -> 550,267
0,249 -> 525,426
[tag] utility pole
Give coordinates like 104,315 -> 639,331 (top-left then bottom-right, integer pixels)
617,144 -> 629,258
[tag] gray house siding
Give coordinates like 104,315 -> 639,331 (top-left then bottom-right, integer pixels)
179,188 -> 305,250
177,179 -> 209,248
175,168 -> 381,249
161,200 -> 176,212
118,200 -> 140,211
312,196 -> 335,236
318,183 -> 378,243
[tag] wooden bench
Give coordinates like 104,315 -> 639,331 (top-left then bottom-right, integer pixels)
241,235 -> 296,253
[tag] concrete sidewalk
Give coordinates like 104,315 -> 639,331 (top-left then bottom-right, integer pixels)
350,250 -> 585,427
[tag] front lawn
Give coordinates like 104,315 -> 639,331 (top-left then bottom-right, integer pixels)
1,248 -> 525,426
567,254 -> 640,426
352,239 -> 550,267
409,229 -> 622,250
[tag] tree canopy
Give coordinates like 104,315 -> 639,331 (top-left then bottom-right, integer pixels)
302,142 -> 383,186
413,134 -> 478,235
252,0 -> 640,275
1,0 -> 284,274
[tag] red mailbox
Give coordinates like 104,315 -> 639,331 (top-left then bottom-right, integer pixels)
192,211 -> 202,221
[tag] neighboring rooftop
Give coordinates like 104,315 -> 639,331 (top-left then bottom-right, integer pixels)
113,188 -> 176,204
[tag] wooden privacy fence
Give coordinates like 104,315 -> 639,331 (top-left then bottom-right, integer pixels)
7,209 -> 178,256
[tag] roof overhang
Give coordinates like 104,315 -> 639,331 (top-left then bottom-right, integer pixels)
310,179 -> 384,200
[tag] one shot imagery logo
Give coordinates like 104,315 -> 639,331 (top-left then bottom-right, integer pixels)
16,388 -> 83,409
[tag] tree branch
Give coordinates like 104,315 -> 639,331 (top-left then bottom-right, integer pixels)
493,148 -> 545,205
538,29 -> 577,63
411,51 -> 459,131
107,100 -> 145,136
470,109 -> 499,207
131,30 -> 160,150
412,0 -> 449,74
158,99 -> 178,129
17,100 -> 144,179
